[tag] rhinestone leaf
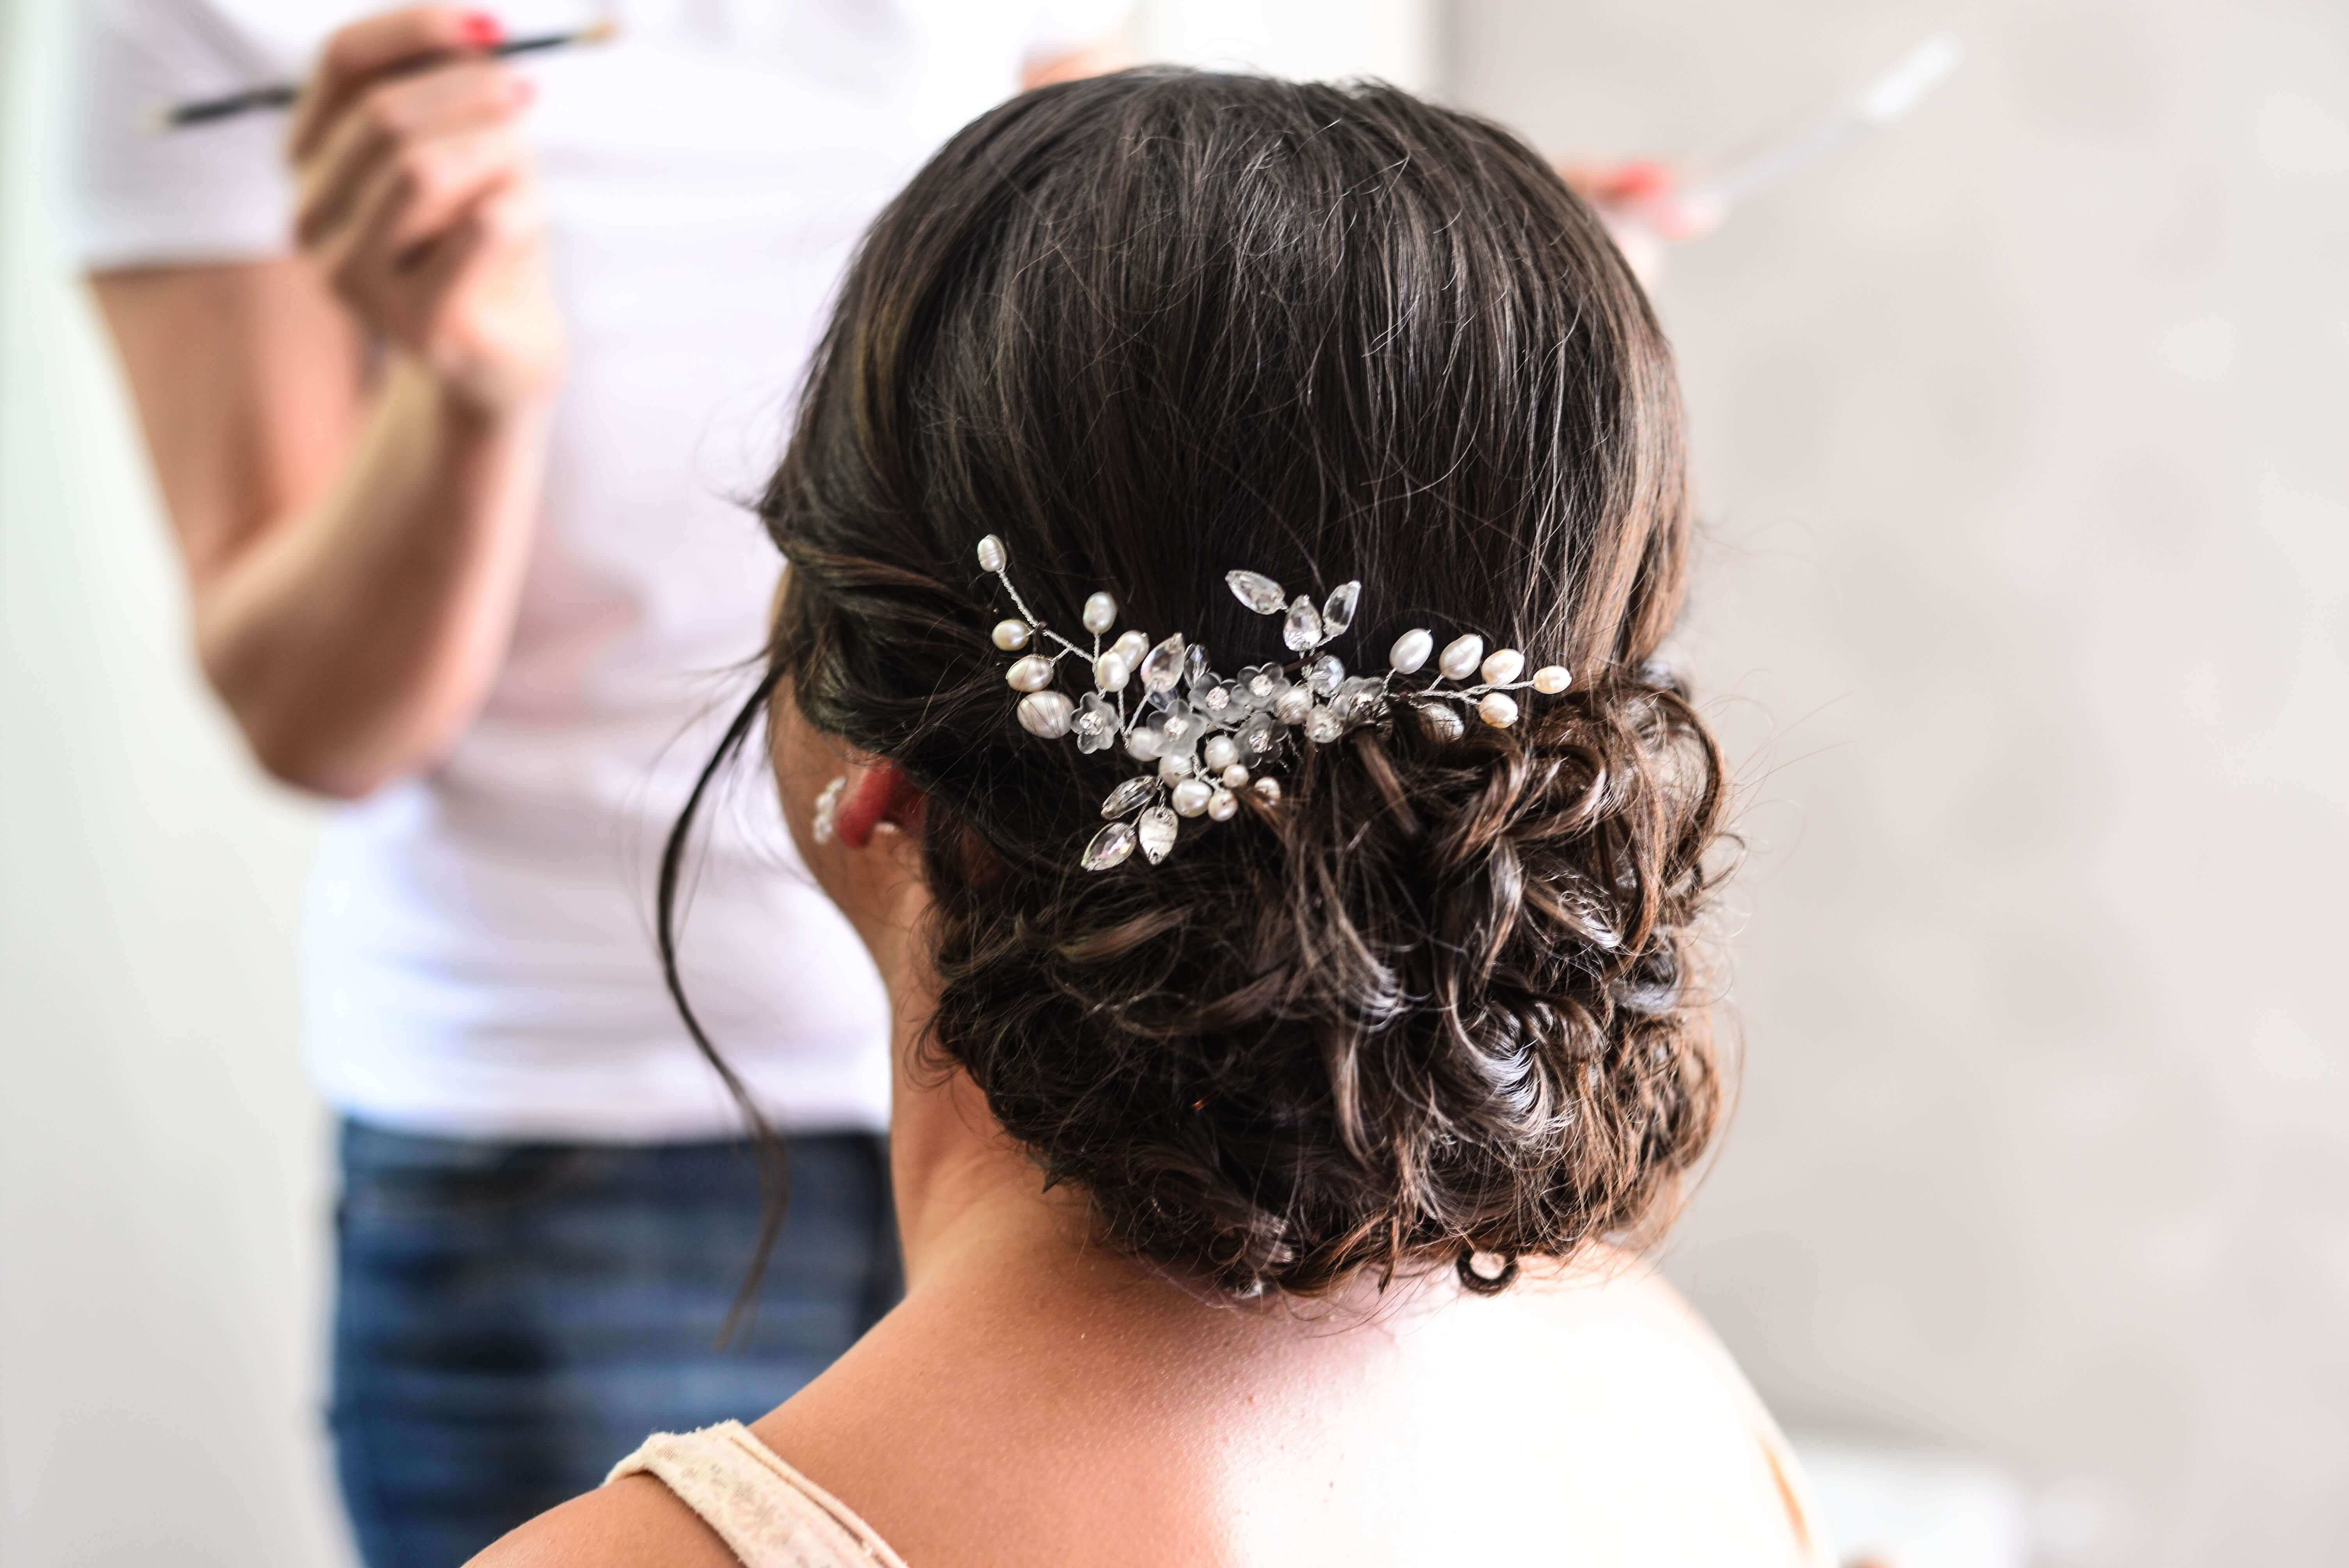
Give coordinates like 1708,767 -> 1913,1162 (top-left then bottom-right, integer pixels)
1226,570 -> 1288,615
1102,777 -> 1157,818
1282,595 -> 1323,652
1139,634 -> 1187,694
1321,581 -> 1361,638
1183,643 -> 1210,687
1306,654 -> 1345,695
1081,820 -> 1136,871
1137,805 -> 1179,864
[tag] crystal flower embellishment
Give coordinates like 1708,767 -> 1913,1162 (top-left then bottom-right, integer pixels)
975,533 -> 1570,870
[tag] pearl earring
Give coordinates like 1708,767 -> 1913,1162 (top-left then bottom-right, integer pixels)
811,775 -> 847,845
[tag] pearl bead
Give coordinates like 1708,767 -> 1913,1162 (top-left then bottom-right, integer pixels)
991,619 -> 1031,651
1477,691 -> 1519,729
1388,628 -> 1433,674
1018,691 -> 1073,738
1481,648 -> 1524,685
1202,734 -> 1239,772
1252,777 -> 1283,804
1221,763 -> 1250,788
1273,686 -> 1313,724
1094,652 -> 1131,691
1206,787 -> 1238,821
976,535 -> 1006,572
1533,665 -> 1572,694
1125,727 -> 1164,761
1006,654 -> 1055,692
1439,634 -> 1484,681
1082,592 -> 1117,635
1111,629 -> 1150,668
1172,779 -> 1213,817
1158,752 -> 1193,781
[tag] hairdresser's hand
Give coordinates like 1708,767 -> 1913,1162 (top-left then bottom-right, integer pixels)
1557,159 -> 1713,287
289,7 -> 564,415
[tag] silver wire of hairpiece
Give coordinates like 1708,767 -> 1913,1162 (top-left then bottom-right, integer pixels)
974,533 -> 1571,870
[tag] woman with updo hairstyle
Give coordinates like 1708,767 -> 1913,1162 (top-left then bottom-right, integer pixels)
480,69 -> 1826,1568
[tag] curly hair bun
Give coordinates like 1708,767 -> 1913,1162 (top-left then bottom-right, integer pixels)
752,70 -> 1729,1297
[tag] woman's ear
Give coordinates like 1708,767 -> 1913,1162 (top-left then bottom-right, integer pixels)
833,763 -> 926,850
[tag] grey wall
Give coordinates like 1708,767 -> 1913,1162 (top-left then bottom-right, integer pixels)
1446,3 -> 2349,1564
0,4 -> 348,1565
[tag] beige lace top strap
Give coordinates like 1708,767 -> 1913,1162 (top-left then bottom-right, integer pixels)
606,1422 -> 911,1568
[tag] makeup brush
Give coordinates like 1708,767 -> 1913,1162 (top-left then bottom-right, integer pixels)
1679,31 -> 1964,227
159,17 -> 618,129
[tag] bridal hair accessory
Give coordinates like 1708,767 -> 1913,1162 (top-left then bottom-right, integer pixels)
975,534 -> 1571,871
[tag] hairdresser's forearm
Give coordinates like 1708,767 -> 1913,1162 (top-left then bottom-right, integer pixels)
195,357 -> 551,798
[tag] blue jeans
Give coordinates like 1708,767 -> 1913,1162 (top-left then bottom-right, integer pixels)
330,1119 -> 901,1568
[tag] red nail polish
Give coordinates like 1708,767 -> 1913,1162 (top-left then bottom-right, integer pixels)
1607,162 -> 1671,200
460,11 -> 504,48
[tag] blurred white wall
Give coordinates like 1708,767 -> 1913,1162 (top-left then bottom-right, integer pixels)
0,1 -> 342,1563
1446,2 -> 2349,1564
1129,0 -> 1435,89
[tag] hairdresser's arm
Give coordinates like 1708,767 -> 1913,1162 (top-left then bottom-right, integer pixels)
91,6 -> 560,800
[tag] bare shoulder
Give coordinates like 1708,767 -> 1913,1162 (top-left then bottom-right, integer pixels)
1515,1248 -> 1830,1564
722,1247 -> 1825,1567
465,1473 -> 738,1568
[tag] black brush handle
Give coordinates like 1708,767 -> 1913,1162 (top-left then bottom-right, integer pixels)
163,29 -> 590,129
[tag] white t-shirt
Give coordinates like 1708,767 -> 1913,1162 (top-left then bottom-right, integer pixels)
69,0 -> 1125,1142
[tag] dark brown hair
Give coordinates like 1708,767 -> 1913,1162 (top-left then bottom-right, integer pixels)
667,69 -> 1729,1300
